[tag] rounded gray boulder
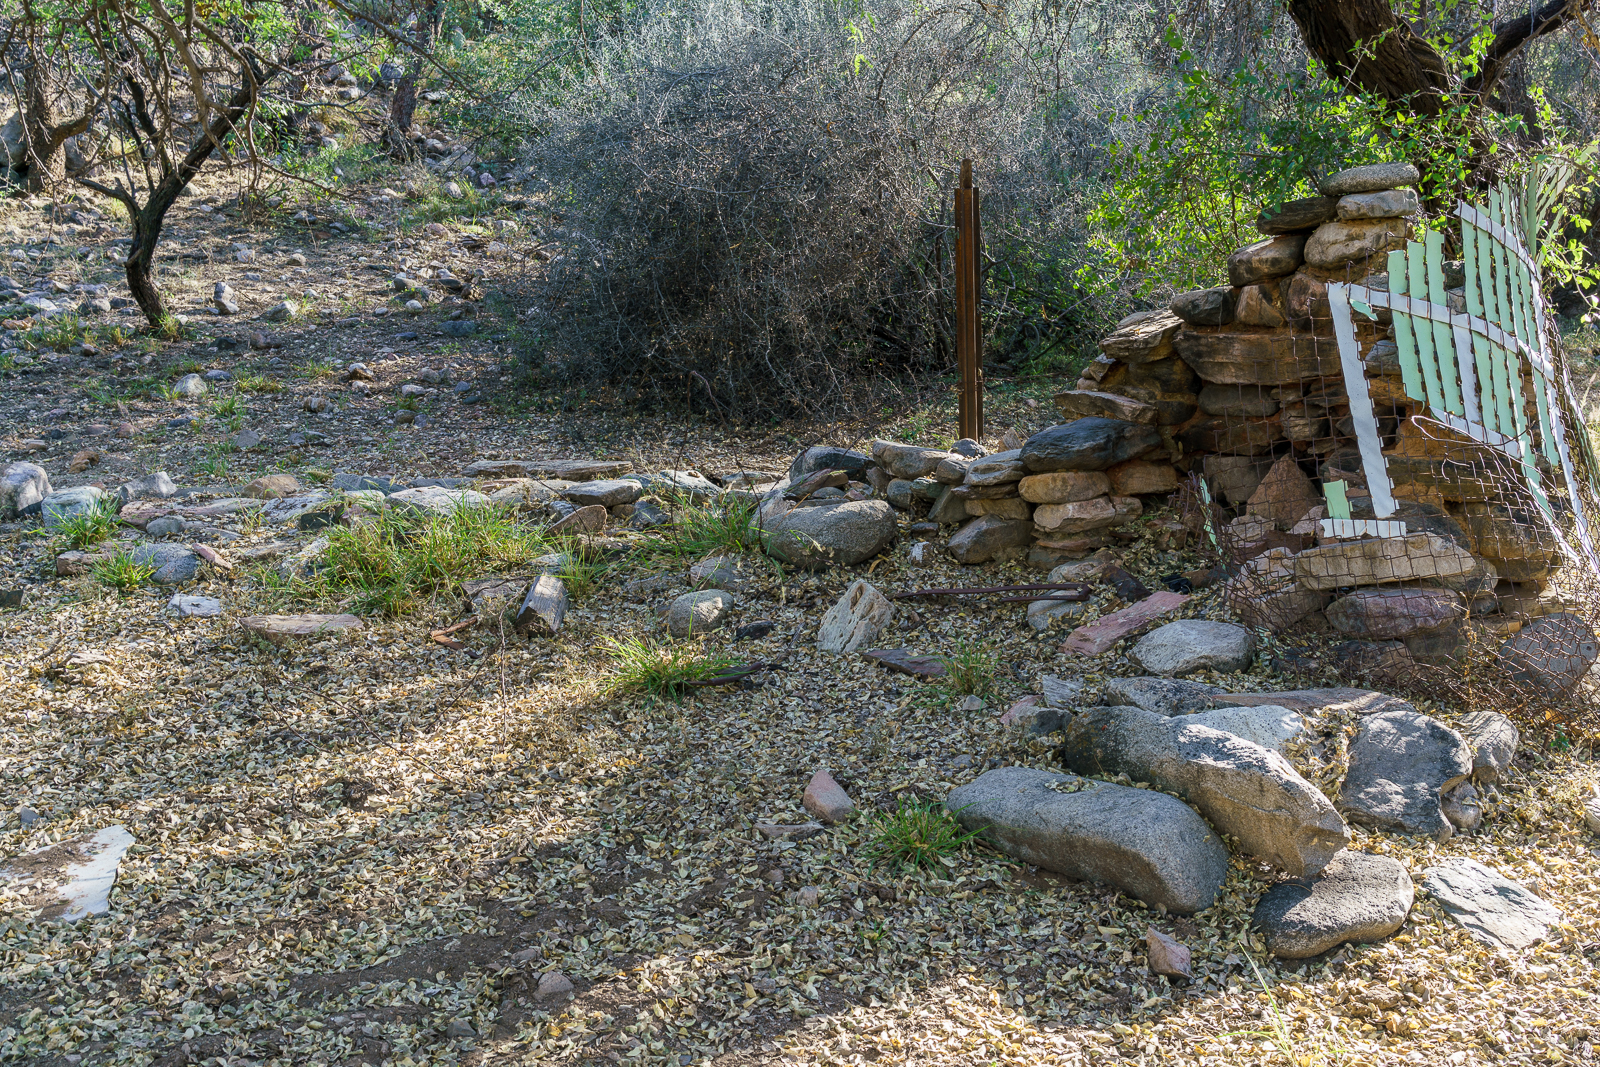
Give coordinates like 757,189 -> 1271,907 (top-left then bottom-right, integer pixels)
1253,850 -> 1413,958
1130,619 -> 1256,676
759,499 -> 897,570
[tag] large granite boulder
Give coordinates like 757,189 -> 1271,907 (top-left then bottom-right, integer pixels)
759,499 -> 897,569
947,766 -> 1228,914
1059,705 -> 1348,876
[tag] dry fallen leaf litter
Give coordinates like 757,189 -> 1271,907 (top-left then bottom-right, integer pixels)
0,183 -> 1597,1067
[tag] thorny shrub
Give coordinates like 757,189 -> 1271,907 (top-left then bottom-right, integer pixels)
515,0 -> 1113,421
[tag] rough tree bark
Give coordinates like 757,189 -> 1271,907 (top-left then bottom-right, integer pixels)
18,5 -> 91,193
1286,0 -> 1597,109
77,61 -> 274,326
383,0 -> 445,157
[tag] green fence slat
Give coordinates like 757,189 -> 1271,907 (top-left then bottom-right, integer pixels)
1424,229 -> 1463,415
1322,479 -> 1351,520
1490,191 -> 1517,337
1407,240 -> 1445,410
1533,366 -> 1559,464
1388,248 -> 1426,403
1461,222 -> 1498,434
1496,341 -> 1523,446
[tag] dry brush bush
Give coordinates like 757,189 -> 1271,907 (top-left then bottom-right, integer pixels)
514,0 -> 1107,422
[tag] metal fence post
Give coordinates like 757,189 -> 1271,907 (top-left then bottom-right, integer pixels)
955,158 -> 983,441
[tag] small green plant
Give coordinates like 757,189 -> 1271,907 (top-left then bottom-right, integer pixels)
308,504 -> 548,616
211,394 -> 245,420
197,448 -> 229,479
557,549 -> 605,600
237,374 -> 283,394
54,500 -> 119,550
395,395 -> 420,411
155,315 -> 183,342
297,359 -> 336,380
604,637 -> 742,698
939,641 -> 997,697
93,549 -> 156,592
860,797 -> 982,871
661,493 -> 759,557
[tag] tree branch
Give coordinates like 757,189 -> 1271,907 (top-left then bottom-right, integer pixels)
1464,0 -> 1597,98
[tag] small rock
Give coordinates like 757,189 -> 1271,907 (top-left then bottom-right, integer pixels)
129,544 -> 200,584
947,514 -> 1032,564
1421,857 -> 1561,950
1145,927 -> 1191,979
244,474 -> 300,500
1,461 -> 52,519
535,971 -> 575,1001
816,579 -> 895,653
756,821 -> 824,839
145,516 -> 185,537
40,486 -> 106,528
1253,850 -> 1414,958
213,282 -> 239,315
736,619 -> 775,640
797,886 -> 821,907
1101,676 -> 1223,717
1441,781 -> 1482,831
1497,612 -> 1599,693
303,395 -> 332,413
802,770 -> 855,823
550,504 -> 608,536
240,613 -> 363,646
233,429 -> 263,450
172,373 -> 207,398
260,300 -> 297,323
167,594 -> 221,617
515,575 -> 569,634
957,694 -> 987,712
445,1019 -> 476,1041
561,479 -> 641,508
116,473 -> 178,504
441,319 -> 477,337
287,252 -> 307,266
664,589 -> 737,637
1128,620 -> 1256,676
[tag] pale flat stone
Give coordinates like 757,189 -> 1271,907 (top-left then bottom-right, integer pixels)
1293,532 -> 1478,592
1032,495 -> 1141,535
1018,471 -> 1110,505
241,613 -> 363,646
1421,858 -> 1561,950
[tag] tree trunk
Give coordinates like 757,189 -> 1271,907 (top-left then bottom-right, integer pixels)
1284,0 -> 1452,112
384,2 -> 445,157
126,199 -> 171,325
20,49 -> 89,193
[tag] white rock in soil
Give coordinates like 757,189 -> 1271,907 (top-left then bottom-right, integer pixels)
816,579 -> 894,653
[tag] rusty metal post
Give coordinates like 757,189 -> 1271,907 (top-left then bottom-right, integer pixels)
954,159 -> 983,441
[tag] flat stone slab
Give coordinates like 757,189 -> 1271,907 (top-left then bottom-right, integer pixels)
948,766 -> 1228,914
1060,591 -> 1190,656
862,648 -> 947,679
240,613 -> 363,646
1422,857 -> 1562,950
466,458 -> 634,481
1128,619 -> 1256,676
1254,850 -> 1413,958
1338,710 -> 1472,840
1210,687 -> 1413,717
0,825 -> 134,921
167,594 -> 222,617
1102,676 -> 1224,716
387,486 -> 491,515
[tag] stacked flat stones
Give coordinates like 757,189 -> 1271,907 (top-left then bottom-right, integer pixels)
1054,161 -> 1590,687
868,418 -> 1174,567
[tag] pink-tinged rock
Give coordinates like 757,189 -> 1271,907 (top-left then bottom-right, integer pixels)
551,504 -> 607,535
802,770 -> 855,824
191,543 -> 233,571
1146,926 -> 1192,978
1060,591 -> 1190,656
1325,588 -> 1465,639
240,613 -> 362,646
998,695 -> 1041,727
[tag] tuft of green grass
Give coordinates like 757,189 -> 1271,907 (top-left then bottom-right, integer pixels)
297,359 -> 336,380
237,374 -> 283,394
197,448 -> 230,479
53,500 -> 120,550
661,492 -> 760,557
604,637 -> 742,698
93,549 -> 155,592
939,641 -> 997,697
211,394 -> 245,420
556,548 -> 606,600
307,504 -> 548,616
860,797 -> 982,871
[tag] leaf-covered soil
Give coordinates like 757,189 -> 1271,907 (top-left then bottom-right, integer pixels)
1,169 -> 1599,1067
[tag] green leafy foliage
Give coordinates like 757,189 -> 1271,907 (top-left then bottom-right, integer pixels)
604,637 -> 742,698
860,797 -> 983,871
53,500 -> 119,550
93,549 -> 155,592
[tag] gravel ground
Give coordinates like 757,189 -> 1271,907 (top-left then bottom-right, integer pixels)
2,171 -> 1599,1067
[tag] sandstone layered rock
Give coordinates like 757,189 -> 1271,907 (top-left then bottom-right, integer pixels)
1107,461 -> 1179,496
1032,496 -> 1141,535
1199,383 -> 1280,417
947,766 -> 1229,913
1305,218 -> 1410,267
1244,454 -> 1319,526
1293,532 -> 1478,591
1325,588 -> 1466,639
1227,235 -> 1306,287
1256,196 -> 1339,234
1175,329 -> 1343,385
816,580 -> 895,653
1336,188 -> 1420,220
1053,390 -> 1159,425
1018,471 -> 1111,504
1098,310 -> 1182,362
1321,161 -> 1420,196
1171,287 -> 1238,327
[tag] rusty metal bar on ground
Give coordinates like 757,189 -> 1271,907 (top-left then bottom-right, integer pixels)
891,583 -> 1092,600
955,158 -> 983,442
